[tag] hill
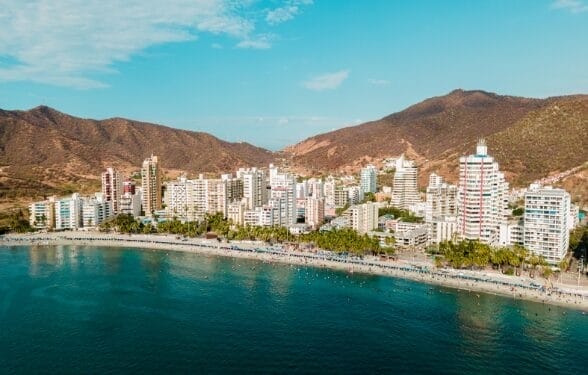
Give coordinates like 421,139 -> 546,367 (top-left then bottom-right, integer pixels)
0,106 -> 274,204
284,90 -> 588,189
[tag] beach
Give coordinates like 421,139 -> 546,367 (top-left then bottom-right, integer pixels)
2,231 -> 587,312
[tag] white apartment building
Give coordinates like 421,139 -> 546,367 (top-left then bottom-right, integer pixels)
498,219 -> 524,247
244,206 -> 276,227
305,197 -> 325,230
345,185 -> 363,205
81,194 -> 113,228
323,177 -> 336,207
360,165 -> 377,194
457,140 -> 509,245
238,168 -> 267,210
165,176 -> 228,221
227,200 -> 247,226
102,167 -> 123,214
425,173 -> 457,222
120,192 -> 141,217
350,202 -> 379,234
29,197 -> 56,229
55,194 -> 82,230
269,167 -> 296,227
429,216 -> 458,244
523,186 -> 570,264
391,154 -> 420,209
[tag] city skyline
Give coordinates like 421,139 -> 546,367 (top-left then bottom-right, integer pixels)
1,0 -> 587,149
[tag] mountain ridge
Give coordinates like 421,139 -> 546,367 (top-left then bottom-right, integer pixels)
1,88 -> 587,207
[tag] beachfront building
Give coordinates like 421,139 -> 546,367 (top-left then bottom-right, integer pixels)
457,140 -> 509,245
429,216 -> 458,244
269,167 -> 296,227
523,185 -> 570,264
120,191 -> 141,217
498,219 -> 524,247
141,155 -> 162,216
101,167 -> 123,214
305,196 -> 325,230
54,194 -> 83,230
323,176 -> 336,207
391,154 -> 420,209
227,200 -> 247,226
350,202 -> 379,234
244,206 -> 276,227
360,165 -> 377,194
81,194 -> 113,229
238,167 -> 267,210
165,176 -> 191,220
425,173 -> 457,222
29,197 -> 56,229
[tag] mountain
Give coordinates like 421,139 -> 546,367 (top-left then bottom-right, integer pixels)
284,90 -> 588,188
0,106 -> 274,203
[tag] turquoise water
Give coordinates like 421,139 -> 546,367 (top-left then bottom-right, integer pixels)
1,245 -> 587,374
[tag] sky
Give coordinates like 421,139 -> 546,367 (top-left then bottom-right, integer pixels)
0,0 -> 587,150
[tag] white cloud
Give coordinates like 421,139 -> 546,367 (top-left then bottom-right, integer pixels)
266,0 -> 313,25
0,0 -> 309,89
303,69 -> 350,91
236,34 -> 273,49
267,6 -> 299,25
552,0 -> 588,13
368,78 -> 391,86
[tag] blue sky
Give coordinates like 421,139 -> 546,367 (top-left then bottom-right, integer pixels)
0,0 -> 587,150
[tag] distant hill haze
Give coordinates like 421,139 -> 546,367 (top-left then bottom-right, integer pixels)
284,89 -> 588,188
1,89 -> 586,207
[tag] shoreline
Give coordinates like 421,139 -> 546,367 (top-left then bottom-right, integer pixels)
2,231 -> 587,312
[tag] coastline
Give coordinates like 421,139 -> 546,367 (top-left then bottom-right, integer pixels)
2,231 -> 587,312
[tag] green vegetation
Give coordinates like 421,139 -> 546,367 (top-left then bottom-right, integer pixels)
378,206 -> 423,223
435,240 -> 553,279
512,207 -> 524,216
569,225 -> 588,258
0,209 -> 34,234
362,192 -> 376,203
335,204 -> 350,216
300,228 -> 381,256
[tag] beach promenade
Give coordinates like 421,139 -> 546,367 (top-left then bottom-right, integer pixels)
2,231 -> 587,311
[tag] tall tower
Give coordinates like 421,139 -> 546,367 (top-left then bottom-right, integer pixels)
141,155 -> 162,216
523,186 -> 570,264
457,140 -> 508,245
360,165 -> 377,194
101,167 -> 123,214
391,155 -> 420,209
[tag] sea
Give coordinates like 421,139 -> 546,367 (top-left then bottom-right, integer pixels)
1,245 -> 587,374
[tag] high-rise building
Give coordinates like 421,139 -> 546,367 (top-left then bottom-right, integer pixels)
425,173 -> 457,222
350,202 -> 379,234
29,197 -> 56,230
120,192 -> 141,217
269,168 -> 296,227
360,165 -> 377,194
238,168 -> 266,209
391,155 -> 420,209
54,194 -> 82,230
141,155 -> 162,216
305,197 -> 325,230
457,140 -> 509,245
81,194 -> 113,228
523,186 -> 570,264
101,167 -> 123,214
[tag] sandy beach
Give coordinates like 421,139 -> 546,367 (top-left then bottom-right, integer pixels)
2,231 -> 587,312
